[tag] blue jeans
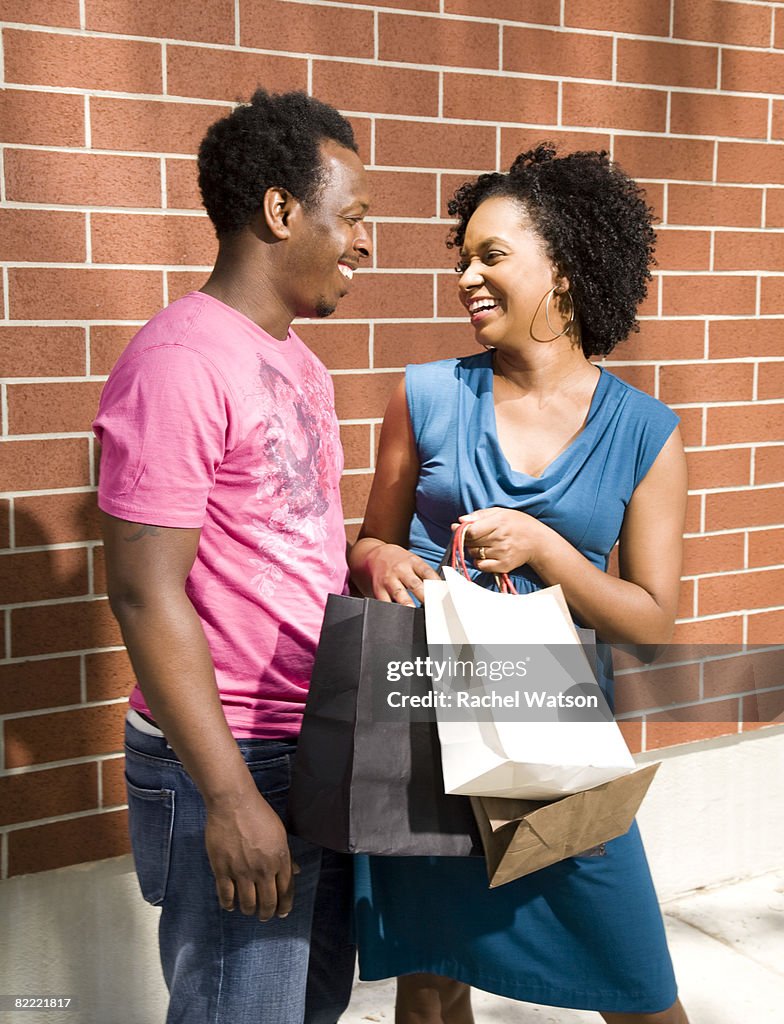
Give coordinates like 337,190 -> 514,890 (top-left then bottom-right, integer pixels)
124,720 -> 355,1024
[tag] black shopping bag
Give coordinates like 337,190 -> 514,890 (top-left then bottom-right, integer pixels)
288,593 -> 482,856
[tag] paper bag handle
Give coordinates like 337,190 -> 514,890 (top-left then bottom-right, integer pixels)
451,523 -> 518,595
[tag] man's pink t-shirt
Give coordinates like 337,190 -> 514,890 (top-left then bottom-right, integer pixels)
93,292 -> 349,739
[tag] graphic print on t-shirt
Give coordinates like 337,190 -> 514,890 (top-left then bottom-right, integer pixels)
247,354 -> 342,596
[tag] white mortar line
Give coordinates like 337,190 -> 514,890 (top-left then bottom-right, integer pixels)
6,67 -> 784,103
0,647 -> 125,670
6,497 -> 14,549
0,750 -> 131,779
86,545 -> 95,597
0,540 -> 100,556
4,14 -> 779,53
87,433 -> 96,488
498,23 -> 503,72
84,211 -> 92,265
0,806 -> 129,833
79,653 -> 87,705
373,8 -> 379,62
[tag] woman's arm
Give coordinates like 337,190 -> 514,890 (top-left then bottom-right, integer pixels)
349,378 -> 441,606
461,427 -> 688,645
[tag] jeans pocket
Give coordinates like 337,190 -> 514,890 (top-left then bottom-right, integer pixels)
247,754 -> 290,819
125,775 -> 175,906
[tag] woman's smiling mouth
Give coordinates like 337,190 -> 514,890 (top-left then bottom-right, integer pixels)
467,297 -> 500,323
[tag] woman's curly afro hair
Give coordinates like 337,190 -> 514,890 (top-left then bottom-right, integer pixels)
198,89 -> 357,237
447,144 -> 656,358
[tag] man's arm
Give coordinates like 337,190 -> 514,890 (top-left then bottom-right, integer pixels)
102,511 -> 295,920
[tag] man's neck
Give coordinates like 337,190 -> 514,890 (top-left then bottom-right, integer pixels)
200,238 -> 293,341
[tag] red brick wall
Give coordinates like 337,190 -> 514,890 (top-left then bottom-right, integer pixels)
1,0 -> 782,876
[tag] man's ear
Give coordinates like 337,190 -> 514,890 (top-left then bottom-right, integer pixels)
262,186 -> 301,240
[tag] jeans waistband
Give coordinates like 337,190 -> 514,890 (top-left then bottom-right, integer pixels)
127,708 -> 165,737
125,715 -> 297,762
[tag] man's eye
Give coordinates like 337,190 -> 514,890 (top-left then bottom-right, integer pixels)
455,261 -> 468,274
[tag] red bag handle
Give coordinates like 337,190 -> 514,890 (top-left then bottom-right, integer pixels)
451,522 -> 518,595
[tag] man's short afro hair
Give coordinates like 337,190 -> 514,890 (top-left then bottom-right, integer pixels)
447,144 -> 657,358
198,89 -> 358,237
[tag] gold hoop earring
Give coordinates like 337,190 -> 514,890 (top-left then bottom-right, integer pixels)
544,287 -> 575,338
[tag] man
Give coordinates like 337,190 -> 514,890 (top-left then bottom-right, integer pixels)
94,90 -> 371,1024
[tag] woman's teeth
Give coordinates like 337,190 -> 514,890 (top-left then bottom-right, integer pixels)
469,299 -> 498,315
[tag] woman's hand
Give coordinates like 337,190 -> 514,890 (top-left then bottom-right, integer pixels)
455,507 -> 549,575
364,542 -> 441,606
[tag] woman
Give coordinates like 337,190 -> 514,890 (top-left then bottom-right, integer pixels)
348,146 -> 690,1024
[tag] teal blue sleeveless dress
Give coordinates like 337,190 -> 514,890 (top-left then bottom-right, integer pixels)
354,351 -> 680,1014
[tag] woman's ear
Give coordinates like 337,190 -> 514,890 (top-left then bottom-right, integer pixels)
262,186 -> 299,240
552,268 -> 571,294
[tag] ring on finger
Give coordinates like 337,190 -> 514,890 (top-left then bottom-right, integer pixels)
479,547 -> 486,561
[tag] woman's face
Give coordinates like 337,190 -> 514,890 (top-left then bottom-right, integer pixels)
456,195 -> 566,351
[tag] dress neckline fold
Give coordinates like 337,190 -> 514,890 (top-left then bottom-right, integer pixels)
477,353 -> 611,483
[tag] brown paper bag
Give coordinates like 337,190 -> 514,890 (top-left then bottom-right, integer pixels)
470,762 -> 660,888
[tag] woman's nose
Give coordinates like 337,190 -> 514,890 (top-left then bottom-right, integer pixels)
458,260 -> 483,290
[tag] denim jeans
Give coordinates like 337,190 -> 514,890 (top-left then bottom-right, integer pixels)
124,719 -> 355,1024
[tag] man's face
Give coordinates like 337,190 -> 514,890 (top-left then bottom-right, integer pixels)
285,140 -> 372,319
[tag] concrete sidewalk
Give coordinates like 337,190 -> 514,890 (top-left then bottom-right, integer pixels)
341,869 -> 784,1023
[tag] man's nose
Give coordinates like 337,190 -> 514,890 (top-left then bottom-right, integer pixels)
354,222 -> 372,260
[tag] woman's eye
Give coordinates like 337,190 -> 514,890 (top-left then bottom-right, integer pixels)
455,261 -> 468,274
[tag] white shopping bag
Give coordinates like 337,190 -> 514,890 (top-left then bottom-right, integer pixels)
424,567 -> 635,800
